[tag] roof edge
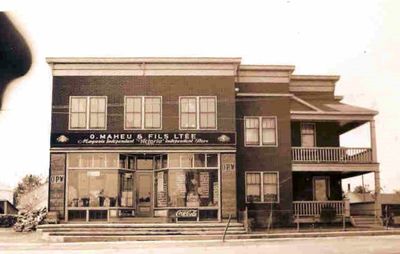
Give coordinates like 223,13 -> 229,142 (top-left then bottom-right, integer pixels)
291,75 -> 340,81
239,64 -> 295,73
46,57 -> 242,64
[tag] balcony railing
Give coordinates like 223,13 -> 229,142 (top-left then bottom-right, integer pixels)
292,147 -> 373,163
293,200 -> 348,217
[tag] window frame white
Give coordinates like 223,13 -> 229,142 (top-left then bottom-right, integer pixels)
245,171 -> 279,204
244,116 -> 278,147
69,96 -> 107,130
179,96 -> 217,130
124,96 -> 162,130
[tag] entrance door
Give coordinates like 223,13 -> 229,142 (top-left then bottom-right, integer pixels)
136,172 -> 153,216
313,176 -> 330,201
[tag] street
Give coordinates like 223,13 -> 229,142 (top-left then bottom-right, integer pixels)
1,235 -> 400,254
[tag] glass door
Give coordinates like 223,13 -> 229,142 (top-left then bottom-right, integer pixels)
136,172 -> 153,216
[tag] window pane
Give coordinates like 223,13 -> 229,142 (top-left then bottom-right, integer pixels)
188,114 -> 196,128
200,113 -> 207,128
208,98 -> 215,112
90,98 -> 98,112
181,114 -> 188,128
207,113 -> 216,128
106,154 -> 118,168
70,114 -> 79,128
81,154 -> 92,168
152,114 -> 160,128
181,98 -> 189,112
133,98 -> 141,112
246,129 -> 259,144
69,154 -> 80,168
181,154 -> 193,168
169,154 -> 180,167
98,113 -> 105,128
133,113 -> 141,128
262,118 -> 275,128
200,98 -> 208,112
90,113 -> 98,128
78,113 -> 86,128
206,154 -> 218,167
263,173 -> 277,184
79,99 -> 86,112
302,134 -> 315,147
262,129 -> 276,145
144,113 -> 152,128
188,98 -> 196,112
246,173 -> 261,202
194,154 -> 206,167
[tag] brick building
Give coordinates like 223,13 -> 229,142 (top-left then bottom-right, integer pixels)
47,57 -> 380,226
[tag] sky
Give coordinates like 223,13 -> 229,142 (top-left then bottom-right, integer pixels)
0,0 -> 399,192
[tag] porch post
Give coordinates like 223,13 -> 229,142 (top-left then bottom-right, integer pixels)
370,119 -> 381,218
370,119 -> 378,163
374,171 -> 382,218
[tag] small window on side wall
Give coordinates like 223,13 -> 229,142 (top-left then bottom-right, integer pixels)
244,116 -> 277,146
246,172 -> 279,203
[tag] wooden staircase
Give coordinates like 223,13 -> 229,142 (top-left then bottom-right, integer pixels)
37,222 -> 247,242
350,215 -> 383,228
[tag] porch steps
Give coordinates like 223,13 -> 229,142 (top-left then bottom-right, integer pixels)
37,222 -> 247,242
351,216 -> 383,228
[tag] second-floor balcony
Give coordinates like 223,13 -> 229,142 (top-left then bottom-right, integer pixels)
292,147 -> 374,164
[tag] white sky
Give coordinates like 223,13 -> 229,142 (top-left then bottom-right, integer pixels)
0,0 -> 399,192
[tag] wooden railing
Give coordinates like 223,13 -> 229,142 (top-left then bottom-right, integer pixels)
292,147 -> 373,163
293,201 -> 346,216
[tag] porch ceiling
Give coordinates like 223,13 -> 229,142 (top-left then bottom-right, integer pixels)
292,163 -> 379,176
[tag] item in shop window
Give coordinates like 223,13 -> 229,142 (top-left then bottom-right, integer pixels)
104,197 -> 110,207
213,182 -> 219,205
199,172 -> 210,198
186,191 -> 200,207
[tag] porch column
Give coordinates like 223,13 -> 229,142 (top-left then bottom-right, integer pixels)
370,120 -> 381,218
370,119 -> 378,163
374,171 -> 382,218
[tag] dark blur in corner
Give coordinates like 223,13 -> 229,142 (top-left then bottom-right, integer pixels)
0,12 -> 32,109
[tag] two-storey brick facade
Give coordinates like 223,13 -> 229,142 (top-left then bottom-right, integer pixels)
47,57 -> 380,227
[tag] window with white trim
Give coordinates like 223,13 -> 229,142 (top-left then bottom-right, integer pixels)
301,123 -> 316,147
69,96 -> 107,130
245,116 -> 277,146
125,96 -> 162,129
180,96 -> 217,130
246,172 -> 278,203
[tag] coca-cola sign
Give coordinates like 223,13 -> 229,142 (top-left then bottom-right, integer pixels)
176,209 -> 198,218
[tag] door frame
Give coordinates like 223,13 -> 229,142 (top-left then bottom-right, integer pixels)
312,176 -> 330,201
135,171 -> 154,217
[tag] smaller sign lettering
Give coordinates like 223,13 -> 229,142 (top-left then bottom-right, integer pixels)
50,175 -> 64,184
222,163 -> 235,172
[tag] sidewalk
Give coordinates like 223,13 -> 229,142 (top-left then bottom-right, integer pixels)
1,227 -> 400,244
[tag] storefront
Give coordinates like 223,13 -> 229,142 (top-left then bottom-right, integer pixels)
49,131 -> 237,223
65,152 -> 222,222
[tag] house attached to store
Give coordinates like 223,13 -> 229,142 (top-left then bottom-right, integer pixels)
47,57 -> 380,226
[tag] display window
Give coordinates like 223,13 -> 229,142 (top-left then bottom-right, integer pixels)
66,152 -> 221,222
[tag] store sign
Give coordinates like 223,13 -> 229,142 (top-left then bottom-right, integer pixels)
222,163 -> 235,172
50,175 -> 64,184
176,209 -> 198,218
51,132 -> 236,147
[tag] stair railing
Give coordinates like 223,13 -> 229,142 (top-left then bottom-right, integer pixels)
222,214 -> 232,242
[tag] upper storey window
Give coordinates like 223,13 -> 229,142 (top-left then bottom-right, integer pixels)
301,123 -> 316,147
244,116 -> 278,146
180,96 -> 217,130
125,96 -> 162,130
69,96 -> 107,130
